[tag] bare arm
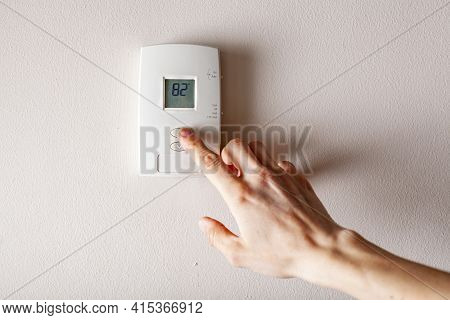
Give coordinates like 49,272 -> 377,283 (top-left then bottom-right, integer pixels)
179,128 -> 450,300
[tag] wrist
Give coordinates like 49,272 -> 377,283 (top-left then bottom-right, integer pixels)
295,228 -> 386,298
326,229 -> 381,297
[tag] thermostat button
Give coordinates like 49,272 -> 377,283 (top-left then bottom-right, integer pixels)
170,141 -> 185,152
170,128 -> 181,138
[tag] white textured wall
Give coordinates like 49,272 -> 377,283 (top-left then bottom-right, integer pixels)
0,0 -> 448,299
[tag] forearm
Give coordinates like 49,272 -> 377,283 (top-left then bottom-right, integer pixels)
321,230 -> 450,299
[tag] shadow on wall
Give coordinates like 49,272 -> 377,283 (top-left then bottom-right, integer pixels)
218,46 -> 365,178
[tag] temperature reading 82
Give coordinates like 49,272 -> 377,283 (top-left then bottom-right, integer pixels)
171,82 -> 189,96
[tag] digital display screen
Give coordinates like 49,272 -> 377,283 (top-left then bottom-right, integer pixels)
164,79 -> 195,109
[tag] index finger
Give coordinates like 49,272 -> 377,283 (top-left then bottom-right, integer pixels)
179,128 -> 243,203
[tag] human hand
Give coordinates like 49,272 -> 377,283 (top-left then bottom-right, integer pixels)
179,128 -> 353,284
179,128 -> 450,299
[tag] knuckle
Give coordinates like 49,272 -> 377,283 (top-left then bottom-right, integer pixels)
190,137 -> 202,147
258,167 -> 271,177
338,229 -> 362,244
235,183 -> 252,203
228,138 -> 243,147
202,152 -> 220,169
257,167 -> 274,182
237,194 -> 247,204
230,138 -> 242,145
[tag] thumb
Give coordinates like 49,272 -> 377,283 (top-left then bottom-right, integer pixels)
198,217 -> 244,267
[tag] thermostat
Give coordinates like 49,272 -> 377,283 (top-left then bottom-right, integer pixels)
139,44 -> 221,175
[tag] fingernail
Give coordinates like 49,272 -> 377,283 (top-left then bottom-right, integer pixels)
180,128 -> 194,137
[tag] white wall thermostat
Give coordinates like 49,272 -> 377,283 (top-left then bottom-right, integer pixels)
139,44 -> 221,176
